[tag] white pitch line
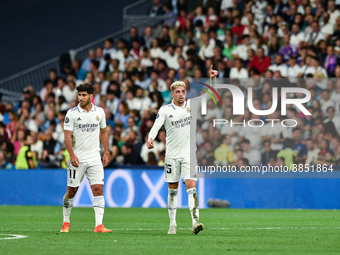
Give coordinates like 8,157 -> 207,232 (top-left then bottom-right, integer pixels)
0,234 -> 28,240
109,226 -> 340,231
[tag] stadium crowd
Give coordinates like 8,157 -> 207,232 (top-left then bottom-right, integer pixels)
1,0 -> 340,170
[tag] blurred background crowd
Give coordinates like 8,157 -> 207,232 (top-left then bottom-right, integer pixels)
1,0 -> 340,170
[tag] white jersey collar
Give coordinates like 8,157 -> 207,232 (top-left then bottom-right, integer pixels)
77,103 -> 96,112
171,100 -> 187,109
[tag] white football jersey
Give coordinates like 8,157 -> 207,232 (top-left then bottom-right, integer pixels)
149,97 -> 201,158
64,104 -> 106,162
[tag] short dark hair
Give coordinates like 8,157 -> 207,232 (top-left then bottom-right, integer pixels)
263,139 -> 271,146
106,38 -> 113,44
241,139 -> 250,144
77,83 -> 94,94
292,127 -> 301,133
91,60 -> 100,69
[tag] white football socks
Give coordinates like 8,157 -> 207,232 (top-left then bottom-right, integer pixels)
63,196 -> 74,223
93,196 -> 105,227
187,188 -> 199,226
168,188 -> 178,226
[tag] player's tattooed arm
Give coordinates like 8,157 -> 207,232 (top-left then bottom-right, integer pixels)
64,130 -> 79,167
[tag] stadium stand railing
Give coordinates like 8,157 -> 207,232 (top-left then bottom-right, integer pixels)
0,57 -> 61,104
123,0 -> 176,33
0,27 -> 129,105
0,0 -> 174,105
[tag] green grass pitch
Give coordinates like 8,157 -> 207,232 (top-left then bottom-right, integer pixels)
1,206 -> 340,254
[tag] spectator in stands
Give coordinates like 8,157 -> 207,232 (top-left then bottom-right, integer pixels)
324,46 -> 338,77
40,79 -> 56,104
143,26 -> 154,49
149,0 -> 165,17
306,138 -> 321,164
241,139 -> 261,166
158,150 -> 165,166
222,35 -> 237,61
0,122 -> 10,143
261,140 -> 278,165
0,150 -> 13,169
279,34 -> 298,63
30,131 -> 43,161
81,49 -> 96,73
49,69 -> 59,87
62,79 -> 77,104
103,38 -> 116,57
269,54 -> 288,77
18,107 -> 38,134
328,1 -> 340,25
290,128 -> 308,161
277,138 -> 297,168
198,34 -> 215,60
232,35 -> 252,61
6,110 -> 18,142
106,89 -> 120,116
72,60 -> 87,80
141,131 -> 159,163
304,21 -> 325,46
16,134 -> 37,169
128,27 -> 145,48
121,117 -> 142,143
121,142 -> 144,165
320,90 -> 334,116
41,130 -> 60,166
163,2 -> 176,27
247,47 -> 271,74
324,106 -> 340,135
215,60 -> 230,79
42,109 -> 59,133
287,57 -> 301,83
214,134 -> 234,165
114,101 -> 130,128
130,39 -> 144,60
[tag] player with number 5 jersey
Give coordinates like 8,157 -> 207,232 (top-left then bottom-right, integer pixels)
147,65 -> 218,235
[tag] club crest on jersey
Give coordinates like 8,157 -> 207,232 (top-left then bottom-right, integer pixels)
187,107 -> 191,112
65,117 -> 69,123
96,115 -> 100,121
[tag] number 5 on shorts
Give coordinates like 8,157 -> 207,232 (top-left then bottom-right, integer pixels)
166,164 -> 172,174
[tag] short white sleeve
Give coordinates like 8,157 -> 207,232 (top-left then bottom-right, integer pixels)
99,108 -> 106,129
64,111 -> 74,131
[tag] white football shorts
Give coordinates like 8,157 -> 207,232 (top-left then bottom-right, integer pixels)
67,158 -> 104,187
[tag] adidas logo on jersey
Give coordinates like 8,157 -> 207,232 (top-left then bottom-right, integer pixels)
77,117 -> 82,121
169,115 -> 173,118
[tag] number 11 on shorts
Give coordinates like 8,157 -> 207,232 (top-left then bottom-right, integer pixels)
69,169 -> 76,179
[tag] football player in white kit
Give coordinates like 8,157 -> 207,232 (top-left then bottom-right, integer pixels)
60,83 -> 112,233
147,65 -> 218,235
